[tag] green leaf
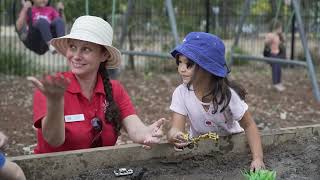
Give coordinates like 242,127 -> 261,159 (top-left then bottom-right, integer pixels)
242,169 -> 276,180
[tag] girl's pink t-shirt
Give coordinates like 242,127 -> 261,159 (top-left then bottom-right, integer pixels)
28,6 -> 60,24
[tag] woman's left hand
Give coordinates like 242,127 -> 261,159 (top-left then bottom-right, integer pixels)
250,158 -> 265,171
141,118 -> 166,149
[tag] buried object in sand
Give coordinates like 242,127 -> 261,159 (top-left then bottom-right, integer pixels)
114,168 -> 134,177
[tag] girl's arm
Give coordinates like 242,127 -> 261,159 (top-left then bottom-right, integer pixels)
0,156 -> 26,180
0,132 -> 8,150
167,112 -> 190,149
239,111 -> 265,170
167,112 -> 186,140
16,1 -> 32,32
0,134 -> 26,180
56,2 -> 66,22
122,115 -> 165,148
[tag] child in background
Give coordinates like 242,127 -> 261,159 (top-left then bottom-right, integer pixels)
263,20 -> 286,91
167,32 -> 265,170
16,0 -> 65,54
0,131 -> 26,180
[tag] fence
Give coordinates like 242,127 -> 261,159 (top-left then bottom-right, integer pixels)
0,0 -> 319,76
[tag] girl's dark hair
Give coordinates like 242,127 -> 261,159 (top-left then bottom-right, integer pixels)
98,61 -> 121,135
186,65 -> 247,114
175,58 -> 195,68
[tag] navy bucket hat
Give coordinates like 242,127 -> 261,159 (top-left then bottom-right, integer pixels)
171,32 -> 228,77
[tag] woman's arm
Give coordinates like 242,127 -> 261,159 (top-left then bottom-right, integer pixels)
122,115 -> 165,147
16,1 -> 32,32
28,76 -> 69,147
41,97 -> 65,147
239,111 -> 265,170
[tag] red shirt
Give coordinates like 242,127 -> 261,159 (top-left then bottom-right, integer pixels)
33,72 -> 135,154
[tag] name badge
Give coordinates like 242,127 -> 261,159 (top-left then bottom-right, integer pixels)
65,114 -> 85,122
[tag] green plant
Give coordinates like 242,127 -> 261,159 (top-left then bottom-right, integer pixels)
242,169 -> 276,180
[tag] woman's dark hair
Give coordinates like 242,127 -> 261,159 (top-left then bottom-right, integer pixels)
186,65 -> 247,114
99,61 -> 121,135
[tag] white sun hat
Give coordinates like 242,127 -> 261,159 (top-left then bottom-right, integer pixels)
50,15 -> 121,69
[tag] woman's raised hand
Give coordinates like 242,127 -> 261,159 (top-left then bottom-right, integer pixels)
27,75 -> 70,100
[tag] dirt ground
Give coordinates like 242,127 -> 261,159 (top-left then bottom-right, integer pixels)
68,136 -> 320,180
0,63 -> 320,156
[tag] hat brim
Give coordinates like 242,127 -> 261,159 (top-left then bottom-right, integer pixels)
51,34 -> 121,69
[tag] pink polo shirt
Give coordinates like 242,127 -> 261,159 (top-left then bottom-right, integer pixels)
33,72 -> 135,154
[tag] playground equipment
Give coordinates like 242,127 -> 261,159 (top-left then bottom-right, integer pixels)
230,0 -> 320,102
118,0 -> 177,59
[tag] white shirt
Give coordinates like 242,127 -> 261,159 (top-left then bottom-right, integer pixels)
170,84 -> 248,137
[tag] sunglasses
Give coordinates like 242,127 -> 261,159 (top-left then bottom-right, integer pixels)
90,117 -> 102,148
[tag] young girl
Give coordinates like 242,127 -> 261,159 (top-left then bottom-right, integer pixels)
167,32 -> 265,170
16,0 -> 65,54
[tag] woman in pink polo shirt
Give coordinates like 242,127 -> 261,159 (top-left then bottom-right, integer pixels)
27,15 -> 165,154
